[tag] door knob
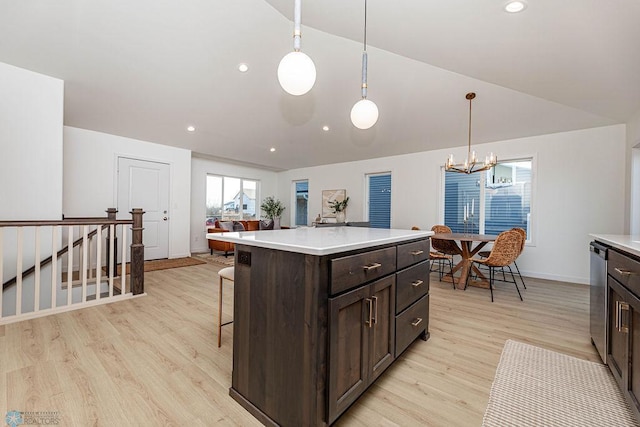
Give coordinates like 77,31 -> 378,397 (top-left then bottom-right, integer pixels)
163,216 -> 168,221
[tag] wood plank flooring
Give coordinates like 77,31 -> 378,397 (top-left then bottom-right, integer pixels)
0,262 -> 598,426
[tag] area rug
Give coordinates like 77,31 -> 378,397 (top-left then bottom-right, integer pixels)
194,253 -> 235,267
483,340 -> 639,427
107,257 -> 206,275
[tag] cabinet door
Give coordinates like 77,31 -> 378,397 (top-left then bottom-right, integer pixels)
369,276 -> 396,382
627,289 -> 640,419
328,286 -> 370,424
608,278 -> 628,386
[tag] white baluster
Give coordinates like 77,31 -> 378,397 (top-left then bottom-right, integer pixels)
51,226 -> 57,309
88,231 -> 93,281
95,226 -> 102,300
109,224 -> 114,297
16,227 -> 23,315
67,225 -> 73,306
121,225 -> 127,295
34,227 -> 41,312
81,225 -> 88,302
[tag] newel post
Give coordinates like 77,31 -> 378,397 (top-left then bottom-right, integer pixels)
130,208 -> 145,295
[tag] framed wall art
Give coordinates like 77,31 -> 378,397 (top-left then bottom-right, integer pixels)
322,189 -> 346,218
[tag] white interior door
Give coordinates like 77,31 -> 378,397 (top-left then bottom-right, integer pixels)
117,157 -> 170,260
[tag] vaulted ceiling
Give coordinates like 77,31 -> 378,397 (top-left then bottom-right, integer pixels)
1,0 -> 638,170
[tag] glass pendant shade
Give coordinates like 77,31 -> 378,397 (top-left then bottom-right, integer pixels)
350,99 -> 379,130
277,51 -> 316,96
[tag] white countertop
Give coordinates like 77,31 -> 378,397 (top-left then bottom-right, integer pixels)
590,234 -> 640,258
207,227 -> 434,256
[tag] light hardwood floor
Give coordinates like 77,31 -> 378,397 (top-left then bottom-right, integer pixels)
0,262 -> 598,426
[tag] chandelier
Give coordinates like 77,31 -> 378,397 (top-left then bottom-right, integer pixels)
445,92 -> 497,174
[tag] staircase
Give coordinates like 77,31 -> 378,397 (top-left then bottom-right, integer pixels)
0,208 -> 145,324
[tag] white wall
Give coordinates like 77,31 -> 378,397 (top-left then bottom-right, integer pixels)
0,62 -> 64,220
626,109 -> 640,235
277,125 -> 626,284
63,127 -> 192,258
0,62 -> 63,315
190,156 -> 278,253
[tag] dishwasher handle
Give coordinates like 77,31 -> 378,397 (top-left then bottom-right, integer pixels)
590,241 -> 609,259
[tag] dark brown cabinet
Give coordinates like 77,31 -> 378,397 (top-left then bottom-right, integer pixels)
606,248 -> 640,422
328,276 -> 395,424
229,237 -> 430,426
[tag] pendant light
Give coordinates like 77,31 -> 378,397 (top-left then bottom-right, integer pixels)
445,92 -> 497,174
350,0 -> 379,129
277,0 -> 316,96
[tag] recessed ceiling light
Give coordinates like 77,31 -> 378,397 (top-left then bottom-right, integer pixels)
270,147 -> 276,152
238,63 -> 249,73
504,1 -> 527,13
322,125 -> 330,131
186,125 -> 196,132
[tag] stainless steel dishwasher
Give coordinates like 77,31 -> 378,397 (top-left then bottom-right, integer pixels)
590,240 -> 609,363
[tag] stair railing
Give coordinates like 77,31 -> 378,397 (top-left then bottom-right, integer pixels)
0,208 -> 145,324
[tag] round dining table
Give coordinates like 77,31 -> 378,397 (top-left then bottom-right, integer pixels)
431,232 -> 498,290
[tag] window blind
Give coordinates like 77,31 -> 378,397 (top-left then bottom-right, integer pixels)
368,174 -> 391,229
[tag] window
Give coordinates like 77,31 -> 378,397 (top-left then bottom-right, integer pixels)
443,159 -> 532,239
206,175 -> 259,226
367,173 -> 392,229
293,180 -> 309,226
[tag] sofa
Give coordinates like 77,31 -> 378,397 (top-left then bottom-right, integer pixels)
207,220 -> 261,256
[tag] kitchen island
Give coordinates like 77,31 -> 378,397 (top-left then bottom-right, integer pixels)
207,227 -> 433,426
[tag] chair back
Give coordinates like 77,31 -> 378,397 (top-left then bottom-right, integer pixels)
483,230 -> 523,267
430,225 -> 458,255
511,227 -> 526,254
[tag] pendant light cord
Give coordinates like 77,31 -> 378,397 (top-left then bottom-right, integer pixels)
364,0 -> 367,52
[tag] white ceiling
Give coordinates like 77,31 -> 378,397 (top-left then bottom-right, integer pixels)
0,0 -> 638,171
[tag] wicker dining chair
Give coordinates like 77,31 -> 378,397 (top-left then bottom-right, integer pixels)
468,230 -> 524,302
429,225 -> 457,286
478,227 -> 527,289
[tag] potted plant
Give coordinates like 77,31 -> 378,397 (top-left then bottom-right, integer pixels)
260,196 -> 285,229
329,196 -> 349,223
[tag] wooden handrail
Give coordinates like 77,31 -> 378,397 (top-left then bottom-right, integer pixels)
0,219 -> 132,227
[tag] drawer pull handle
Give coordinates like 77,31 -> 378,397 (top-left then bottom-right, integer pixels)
410,250 -> 424,256
371,296 -> 378,325
620,302 -> 630,333
615,268 -> 636,276
411,318 -> 423,327
411,280 -> 423,287
363,262 -> 382,271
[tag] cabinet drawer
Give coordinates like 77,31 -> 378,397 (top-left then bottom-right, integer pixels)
396,261 -> 429,313
609,250 -> 640,296
397,239 -> 430,270
395,295 -> 429,357
331,247 -> 397,295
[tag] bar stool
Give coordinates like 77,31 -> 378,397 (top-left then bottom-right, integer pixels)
217,266 -> 234,347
